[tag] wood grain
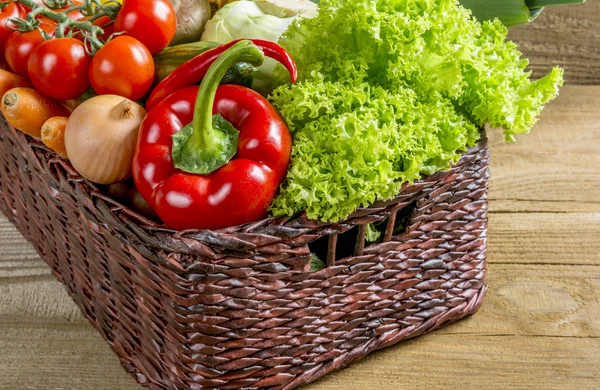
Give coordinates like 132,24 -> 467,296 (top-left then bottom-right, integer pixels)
440,264 -> 600,338
488,85 -> 600,213
0,327 -> 137,390
0,262 -> 598,390
0,86 -> 599,388
488,213 -> 600,266
309,334 -> 600,390
508,0 -> 600,85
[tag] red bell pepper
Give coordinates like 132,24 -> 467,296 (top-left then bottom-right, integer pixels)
145,38 -> 298,111
132,40 -> 294,230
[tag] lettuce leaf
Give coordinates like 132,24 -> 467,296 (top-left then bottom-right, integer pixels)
269,0 -> 563,221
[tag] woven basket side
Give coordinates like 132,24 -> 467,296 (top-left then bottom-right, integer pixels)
0,119 -> 489,390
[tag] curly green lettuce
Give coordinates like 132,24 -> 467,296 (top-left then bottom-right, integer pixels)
269,0 -> 563,222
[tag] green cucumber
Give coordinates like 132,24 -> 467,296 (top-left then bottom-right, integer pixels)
221,62 -> 255,89
153,41 -> 256,89
154,41 -> 220,83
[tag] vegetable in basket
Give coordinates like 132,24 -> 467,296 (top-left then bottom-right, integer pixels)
308,0 -> 586,27
268,0 -> 564,223
167,0 -> 211,45
28,37 -> 91,100
1,87 -> 69,138
65,95 -> 146,185
0,2 -> 25,48
133,40 -> 295,230
89,36 -> 155,101
459,0 -> 586,27
208,0 -> 234,12
41,116 -> 69,157
114,0 -> 177,54
146,38 -> 297,110
201,0 -> 316,94
0,69 -> 31,98
4,0 -> 172,101
154,41 -> 220,83
4,22 -> 56,78
153,41 -> 258,87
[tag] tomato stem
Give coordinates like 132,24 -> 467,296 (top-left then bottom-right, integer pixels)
61,4 -> 91,16
43,0 -> 70,9
11,0 -> 121,53
55,22 -> 66,38
87,9 -> 114,23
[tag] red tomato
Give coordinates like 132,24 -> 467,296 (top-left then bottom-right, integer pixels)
114,0 -> 176,54
28,38 -> 91,100
89,36 -> 154,101
5,24 -> 56,77
0,3 -> 25,48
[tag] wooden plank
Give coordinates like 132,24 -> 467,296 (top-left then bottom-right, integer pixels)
488,85 -> 600,213
0,264 -> 598,390
2,328 -> 599,390
0,218 -> 40,264
439,264 -> 600,338
309,334 -> 600,390
508,0 -> 600,85
490,199 -> 600,213
488,213 -> 600,266
0,327 -> 138,390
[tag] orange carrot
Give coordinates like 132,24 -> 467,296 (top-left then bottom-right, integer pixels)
1,88 -> 70,138
41,116 -> 69,157
0,69 -> 31,97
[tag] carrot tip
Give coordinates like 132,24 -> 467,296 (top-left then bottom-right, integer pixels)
3,92 -> 17,107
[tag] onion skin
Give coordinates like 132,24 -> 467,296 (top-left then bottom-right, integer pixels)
65,95 -> 147,185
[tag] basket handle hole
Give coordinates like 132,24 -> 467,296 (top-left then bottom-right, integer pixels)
307,202 -> 417,270
307,226 -> 360,269
363,201 -> 418,245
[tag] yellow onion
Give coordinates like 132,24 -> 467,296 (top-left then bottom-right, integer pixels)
65,95 -> 146,185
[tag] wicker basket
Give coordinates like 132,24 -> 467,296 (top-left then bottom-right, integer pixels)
0,118 -> 489,389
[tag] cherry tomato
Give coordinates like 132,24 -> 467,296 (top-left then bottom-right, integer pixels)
5,24 -> 56,77
114,0 -> 176,54
0,3 -> 25,48
89,36 -> 154,100
28,38 -> 91,100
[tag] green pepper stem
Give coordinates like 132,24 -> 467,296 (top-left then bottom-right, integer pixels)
190,40 -> 265,152
170,41 -> 265,175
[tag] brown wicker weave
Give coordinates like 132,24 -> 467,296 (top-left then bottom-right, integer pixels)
0,118 -> 489,390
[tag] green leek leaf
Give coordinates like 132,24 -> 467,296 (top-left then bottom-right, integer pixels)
459,0 -> 585,27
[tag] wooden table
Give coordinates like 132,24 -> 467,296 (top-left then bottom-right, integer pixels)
1,85 -> 598,389
2,1 -> 600,386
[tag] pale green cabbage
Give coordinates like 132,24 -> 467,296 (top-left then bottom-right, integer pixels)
269,0 -> 563,222
201,0 -> 316,93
